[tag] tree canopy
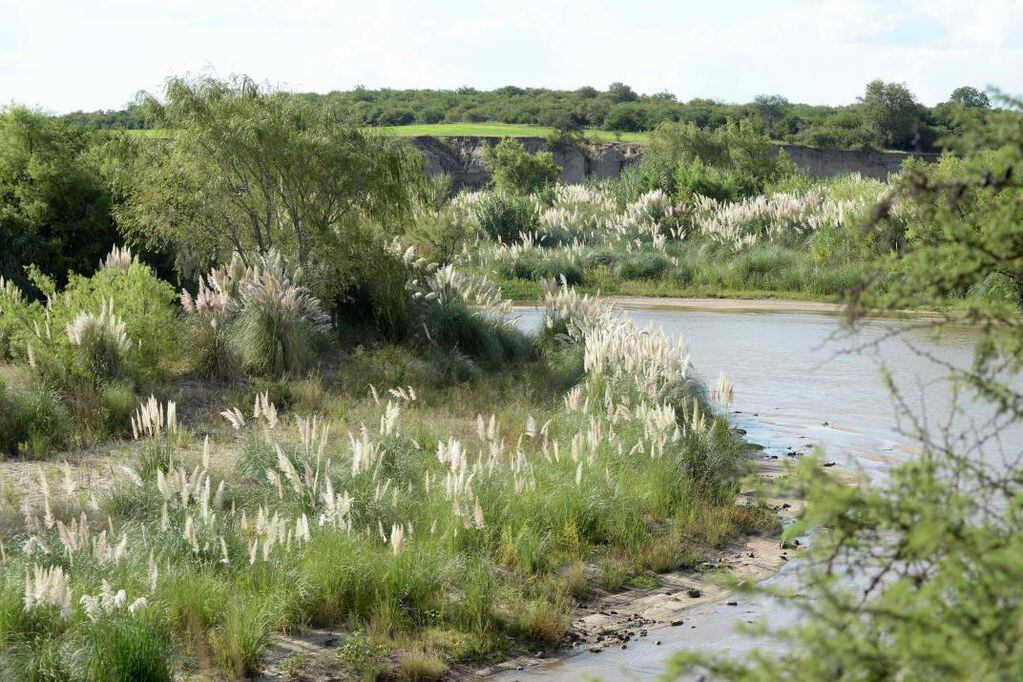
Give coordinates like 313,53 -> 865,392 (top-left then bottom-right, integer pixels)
0,106 -> 118,293
69,81 -> 1000,153
667,95 -> 1023,682
114,76 -> 426,302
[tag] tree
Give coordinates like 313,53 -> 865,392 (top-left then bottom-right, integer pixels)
752,94 -> 789,137
607,82 -> 638,103
0,106 -> 118,293
482,137 -> 561,194
603,103 -> 644,133
667,96 -> 1023,681
860,80 -> 922,150
114,76 -> 425,304
948,86 -> 991,109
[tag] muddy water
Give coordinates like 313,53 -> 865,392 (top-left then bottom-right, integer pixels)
503,302 -> 1017,681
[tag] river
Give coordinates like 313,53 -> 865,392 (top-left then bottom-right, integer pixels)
501,300 -> 1016,681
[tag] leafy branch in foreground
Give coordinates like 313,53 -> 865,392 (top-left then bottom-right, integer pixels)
666,97 -> 1023,680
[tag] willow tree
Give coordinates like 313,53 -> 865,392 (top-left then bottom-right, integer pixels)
114,76 -> 425,306
667,97 -> 1023,679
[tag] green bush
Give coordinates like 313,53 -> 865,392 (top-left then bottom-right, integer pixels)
0,380 -> 70,455
672,157 -> 752,203
622,119 -> 792,202
417,302 -> 532,369
614,252 -> 673,279
81,611 -> 173,682
409,208 -> 473,265
472,192 -> 537,244
483,138 -> 561,195
495,250 -> 584,284
0,107 -> 119,294
1,255 -> 178,386
182,316 -> 241,382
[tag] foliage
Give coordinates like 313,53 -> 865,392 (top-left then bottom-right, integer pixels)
471,191 -> 537,243
666,95 -> 1023,682
113,75 -> 426,308
625,119 -> 793,202
0,248 -> 179,446
483,138 -> 561,195
860,79 -> 924,150
196,82 -> 981,152
672,157 -> 750,203
180,251 -> 331,378
0,106 -> 118,293
948,85 -> 991,109
1,252 -> 179,386
0,380 -> 70,455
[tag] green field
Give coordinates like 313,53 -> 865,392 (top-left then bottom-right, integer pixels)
375,122 -> 651,143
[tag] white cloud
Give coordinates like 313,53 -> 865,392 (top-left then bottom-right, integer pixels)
0,0 -> 1020,112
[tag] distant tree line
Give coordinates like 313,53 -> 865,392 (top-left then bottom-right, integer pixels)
65,80 -> 993,152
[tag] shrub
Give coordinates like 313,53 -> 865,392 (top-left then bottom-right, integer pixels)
392,246 -> 534,371
182,251 -> 331,378
80,611 -> 173,682
209,598 -> 276,678
0,381 -> 70,455
2,250 -> 179,387
483,138 -> 561,195
417,302 -> 531,369
631,119 -> 790,199
57,256 -> 179,383
182,316 -> 240,382
672,157 -> 752,203
65,302 -> 132,382
336,630 -> 387,675
495,249 -> 584,285
507,597 -> 570,645
472,192 -> 537,244
396,647 -> 448,680
409,207 -> 473,265
614,252 -> 673,279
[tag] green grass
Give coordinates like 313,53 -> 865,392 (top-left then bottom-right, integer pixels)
374,122 -> 651,144
0,330 -> 761,678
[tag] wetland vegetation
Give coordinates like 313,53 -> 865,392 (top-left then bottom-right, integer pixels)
1,74 -> 1022,680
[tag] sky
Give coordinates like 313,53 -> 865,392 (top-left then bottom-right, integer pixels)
2,0 -> 1022,114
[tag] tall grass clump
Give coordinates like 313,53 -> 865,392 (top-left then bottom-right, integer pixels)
391,241 -> 533,371
471,192 -> 537,244
0,379 -> 70,455
181,251 -> 331,378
